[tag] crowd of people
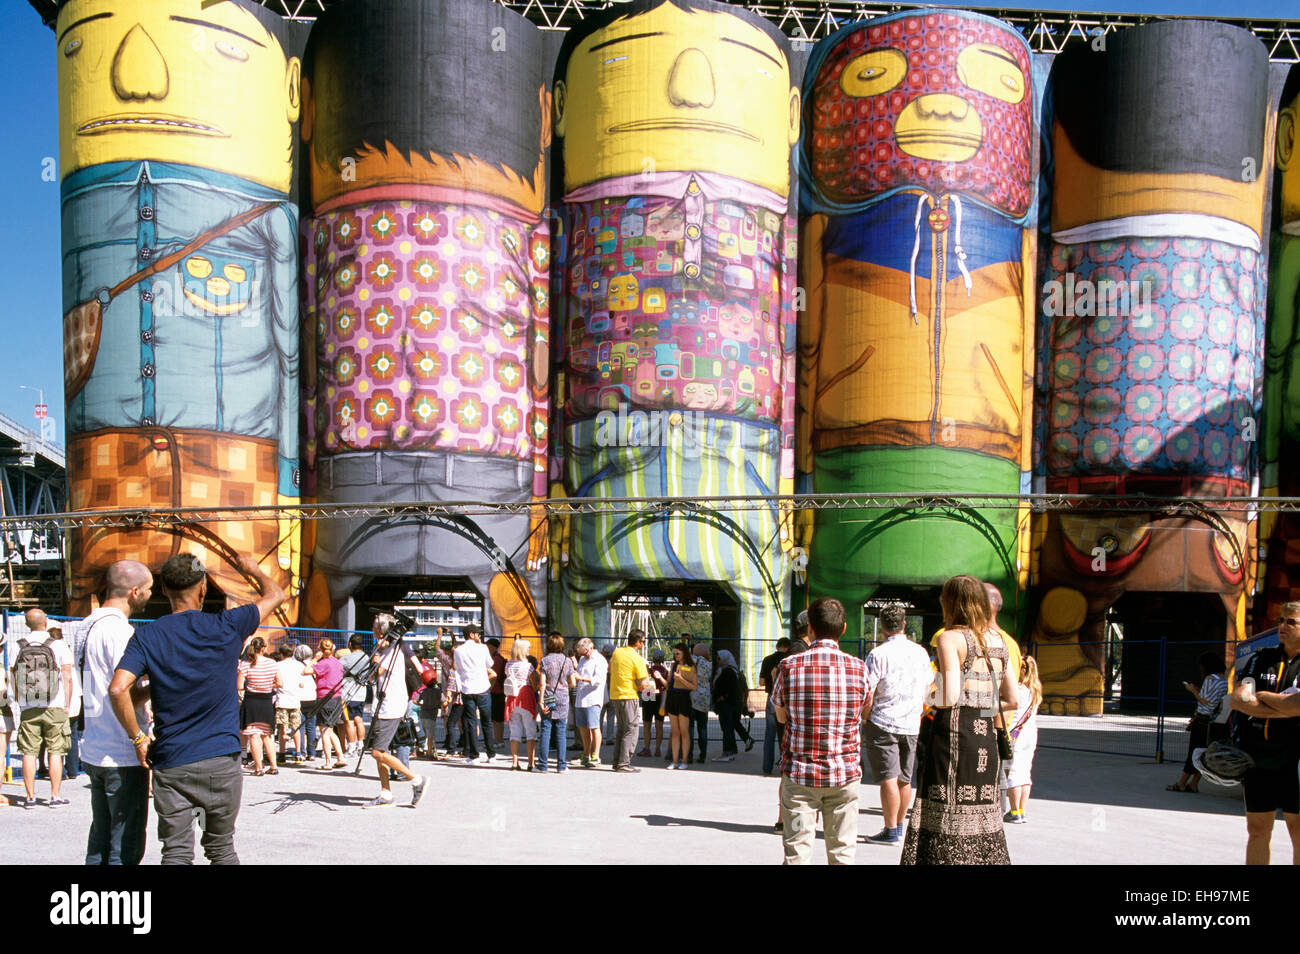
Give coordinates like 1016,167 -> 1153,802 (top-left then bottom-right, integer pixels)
60,559 -> 1300,867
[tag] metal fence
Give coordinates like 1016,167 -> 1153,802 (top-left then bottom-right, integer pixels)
1,611 -> 1238,773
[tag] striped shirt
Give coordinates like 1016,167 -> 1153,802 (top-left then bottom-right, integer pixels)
771,640 -> 870,788
239,657 -> 278,693
1195,673 -> 1229,717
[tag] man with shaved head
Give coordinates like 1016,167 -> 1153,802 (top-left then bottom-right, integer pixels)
81,560 -> 154,864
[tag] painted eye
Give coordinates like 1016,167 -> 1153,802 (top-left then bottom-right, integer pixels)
63,38 -> 82,57
839,49 -> 907,98
955,44 -> 1026,104
215,41 -> 248,62
603,55 -> 627,66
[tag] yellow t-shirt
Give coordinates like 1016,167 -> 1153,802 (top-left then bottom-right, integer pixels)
609,646 -> 650,701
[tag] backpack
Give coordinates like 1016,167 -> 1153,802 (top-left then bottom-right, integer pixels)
13,637 -> 61,708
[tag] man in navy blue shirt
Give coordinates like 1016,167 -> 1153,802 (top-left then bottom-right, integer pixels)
109,552 -> 286,865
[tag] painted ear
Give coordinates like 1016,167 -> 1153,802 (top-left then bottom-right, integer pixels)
300,74 -> 313,143
286,56 -> 302,124
540,84 -> 553,150
787,86 -> 801,145
1280,106 -> 1297,172
554,79 -> 567,139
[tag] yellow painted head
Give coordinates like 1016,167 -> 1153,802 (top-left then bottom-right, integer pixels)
554,0 -> 799,196
57,0 -> 300,192
1280,72 -> 1300,233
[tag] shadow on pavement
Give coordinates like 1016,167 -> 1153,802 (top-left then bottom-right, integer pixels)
631,813 -> 780,836
247,791 -> 375,813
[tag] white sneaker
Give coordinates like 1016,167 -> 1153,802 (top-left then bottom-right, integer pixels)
463,757 -> 477,765
410,776 -> 429,807
676,762 -> 688,770
712,755 -> 735,763
666,762 -> 677,770
364,794 -> 395,810
590,756 -> 602,766
476,754 -> 491,764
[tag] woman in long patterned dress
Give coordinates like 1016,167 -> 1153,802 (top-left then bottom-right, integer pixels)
902,575 -> 1018,865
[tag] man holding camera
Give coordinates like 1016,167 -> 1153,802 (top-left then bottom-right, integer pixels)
364,615 -> 430,810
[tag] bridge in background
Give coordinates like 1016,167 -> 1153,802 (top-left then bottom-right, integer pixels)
0,411 -> 64,609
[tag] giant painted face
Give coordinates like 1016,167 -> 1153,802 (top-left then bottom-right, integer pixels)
1281,77 -> 1300,233
555,1 -> 800,196
806,12 -> 1032,217
57,0 -> 300,192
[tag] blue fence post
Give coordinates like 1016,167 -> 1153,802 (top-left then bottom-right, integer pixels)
1154,635 -> 1167,764
1,607 -> 7,782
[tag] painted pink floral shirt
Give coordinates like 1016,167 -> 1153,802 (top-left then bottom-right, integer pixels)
304,186 -> 550,496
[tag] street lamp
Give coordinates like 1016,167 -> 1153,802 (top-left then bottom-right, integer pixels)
17,385 -> 44,422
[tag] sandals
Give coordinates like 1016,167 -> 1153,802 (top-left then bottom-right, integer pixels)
332,761 -> 347,770
266,768 -> 279,776
1165,783 -> 1198,793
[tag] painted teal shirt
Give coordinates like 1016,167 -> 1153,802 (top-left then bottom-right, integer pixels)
62,160 -> 299,495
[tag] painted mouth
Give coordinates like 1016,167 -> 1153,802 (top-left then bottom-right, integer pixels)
608,119 -> 758,142
78,115 -> 227,136
895,132 -> 982,147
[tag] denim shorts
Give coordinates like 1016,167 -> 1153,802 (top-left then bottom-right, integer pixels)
574,705 -> 602,728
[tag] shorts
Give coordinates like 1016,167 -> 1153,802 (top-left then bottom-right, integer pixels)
863,721 -> 918,785
575,705 -> 602,729
342,699 -> 367,721
665,689 -> 693,718
16,707 -> 70,756
509,708 -> 538,742
315,696 -> 344,727
1242,760 -> 1300,814
491,694 -> 506,723
275,708 -> 303,734
371,718 -> 402,753
643,698 -> 664,722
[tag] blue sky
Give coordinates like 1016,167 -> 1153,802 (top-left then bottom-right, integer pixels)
1,0 -> 1293,445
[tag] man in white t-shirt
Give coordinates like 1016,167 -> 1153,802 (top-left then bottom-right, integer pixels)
274,645 -> 306,763
11,608 -> 75,809
363,616 -> 428,810
80,560 -> 154,861
453,627 -> 496,763
574,637 -> 609,767
862,604 -> 935,846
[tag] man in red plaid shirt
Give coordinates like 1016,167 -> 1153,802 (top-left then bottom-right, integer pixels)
772,597 -> 870,865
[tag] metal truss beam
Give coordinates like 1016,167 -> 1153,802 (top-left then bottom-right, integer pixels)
0,492 -> 1290,533
24,2 -> 1300,61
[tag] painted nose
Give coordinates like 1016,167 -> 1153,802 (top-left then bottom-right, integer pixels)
667,48 -> 715,108
912,93 -> 969,120
112,24 -> 169,101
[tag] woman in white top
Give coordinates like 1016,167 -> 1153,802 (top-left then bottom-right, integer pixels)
1003,655 -> 1042,823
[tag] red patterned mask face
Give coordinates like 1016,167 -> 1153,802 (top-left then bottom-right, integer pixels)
807,12 -> 1034,217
